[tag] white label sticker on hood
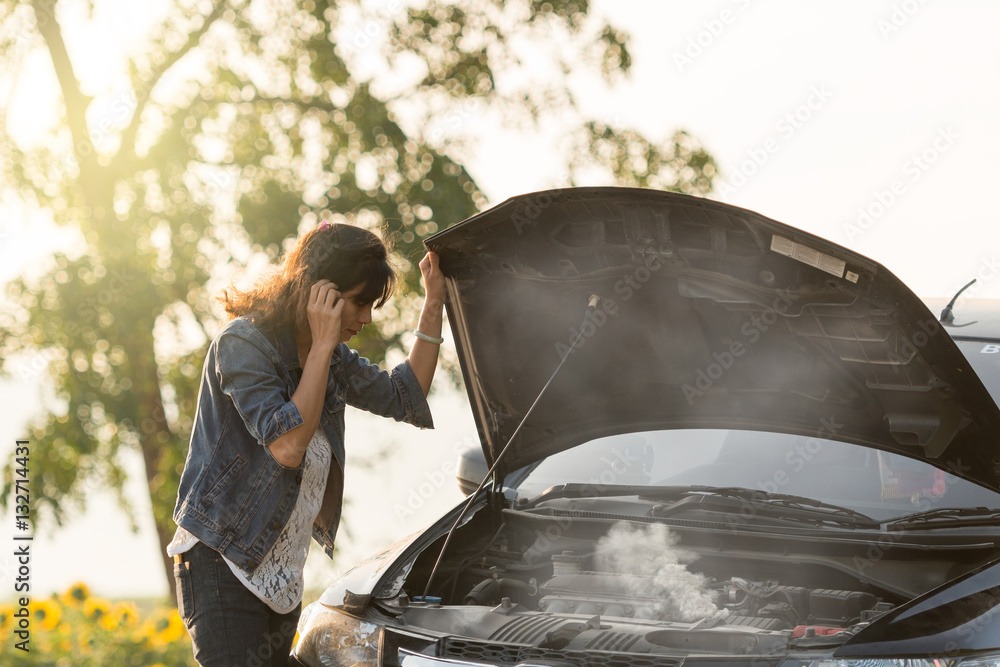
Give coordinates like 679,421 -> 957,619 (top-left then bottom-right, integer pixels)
771,235 -> 846,278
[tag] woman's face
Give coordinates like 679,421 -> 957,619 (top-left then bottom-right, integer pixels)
337,283 -> 374,342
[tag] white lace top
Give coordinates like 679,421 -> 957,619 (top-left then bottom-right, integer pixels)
168,427 -> 332,614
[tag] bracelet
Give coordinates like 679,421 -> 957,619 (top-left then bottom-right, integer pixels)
414,330 -> 444,345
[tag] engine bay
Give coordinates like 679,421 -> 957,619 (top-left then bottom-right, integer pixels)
535,571 -> 891,632
383,506 -> 999,654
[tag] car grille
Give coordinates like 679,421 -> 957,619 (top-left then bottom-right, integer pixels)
441,637 -> 682,667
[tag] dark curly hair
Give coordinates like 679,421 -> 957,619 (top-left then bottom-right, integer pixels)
218,223 -> 396,335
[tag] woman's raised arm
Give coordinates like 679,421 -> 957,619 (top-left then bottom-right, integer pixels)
407,251 -> 446,396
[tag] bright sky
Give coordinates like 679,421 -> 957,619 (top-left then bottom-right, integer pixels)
3,0 -> 1000,600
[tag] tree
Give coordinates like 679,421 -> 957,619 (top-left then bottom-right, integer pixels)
0,0 -> 717,603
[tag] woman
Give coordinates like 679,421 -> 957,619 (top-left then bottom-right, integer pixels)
168,221 -> 444,666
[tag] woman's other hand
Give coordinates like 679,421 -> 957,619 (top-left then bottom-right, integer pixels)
305,279 -> 345,353
409,251 -> 445,396
419,251 -> 445,303
272,280 -> 343,468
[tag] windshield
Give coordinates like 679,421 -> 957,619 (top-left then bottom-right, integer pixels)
513,428 -> 1000,522
955,339 -> 1000,405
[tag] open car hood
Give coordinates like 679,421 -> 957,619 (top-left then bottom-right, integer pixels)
424,187 -> 1000,490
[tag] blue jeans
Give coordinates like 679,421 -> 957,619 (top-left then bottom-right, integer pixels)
174,541 -> 301,667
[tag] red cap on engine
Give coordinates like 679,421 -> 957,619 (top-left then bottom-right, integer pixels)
792,625 -> 846,638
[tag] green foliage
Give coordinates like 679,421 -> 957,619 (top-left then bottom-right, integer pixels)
0,583 -> 197,665
0,0 -> 717,598
569,124 -> 717,194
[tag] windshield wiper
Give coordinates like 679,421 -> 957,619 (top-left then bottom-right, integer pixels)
522,483 -> 672,507
522,483 -> 879,528
884,506 -> 1000,530
645,485 -> 880,528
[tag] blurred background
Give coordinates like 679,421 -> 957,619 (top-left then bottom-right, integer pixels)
1,0 -> 1000,660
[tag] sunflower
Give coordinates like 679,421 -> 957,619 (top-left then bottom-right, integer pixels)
59,582 -> 91,607
98,609 -> 119,632
76,628 -> 94,656
111,601 -> 138,629
82,596 -> 110,621
82,635 -> 97,656
0,605 -> 14,637
97,601 -> 138,631
29,599 -> 62,631
151,610 -> 186,646
134,619 -> 158,649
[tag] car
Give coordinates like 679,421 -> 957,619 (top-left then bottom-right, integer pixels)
291,187 -> 1000,666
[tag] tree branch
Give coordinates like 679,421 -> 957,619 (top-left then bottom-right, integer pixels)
30,0 -> 94,170
255,95 -> 338,112
116,0 -> 229,164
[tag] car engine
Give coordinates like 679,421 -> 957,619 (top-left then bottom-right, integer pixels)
385,510 -> 958,656
451,550 -> 893,636
535,569 -> 890,632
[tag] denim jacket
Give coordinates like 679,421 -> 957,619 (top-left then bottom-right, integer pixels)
172,314 -> 433,573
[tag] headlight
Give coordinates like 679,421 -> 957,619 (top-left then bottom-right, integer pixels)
292,602 -> 383,667
809,662 -> 955,667
808,658 -> 1000,667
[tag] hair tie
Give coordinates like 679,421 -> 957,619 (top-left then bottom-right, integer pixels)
318,220 -> 331,230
